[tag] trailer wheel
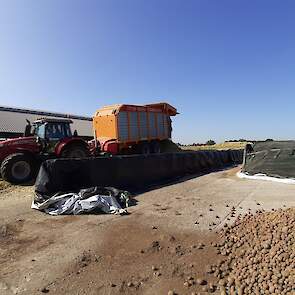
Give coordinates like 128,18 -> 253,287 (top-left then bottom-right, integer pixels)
150,141 -> 161,154
61,144 -> 90,158
0,153 -> 35,184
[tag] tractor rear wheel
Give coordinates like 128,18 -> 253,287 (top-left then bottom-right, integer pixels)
61,144 -> 90,158
0,153 -> 35,184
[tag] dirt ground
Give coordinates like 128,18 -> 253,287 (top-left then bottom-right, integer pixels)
0,166 -> 294,295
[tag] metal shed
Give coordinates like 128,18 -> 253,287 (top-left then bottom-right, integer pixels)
0,106 -> 93,140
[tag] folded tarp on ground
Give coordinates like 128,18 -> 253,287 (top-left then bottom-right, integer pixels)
242,141 -> 295,180
35,151 -> 243,198
32,186 -> 130,215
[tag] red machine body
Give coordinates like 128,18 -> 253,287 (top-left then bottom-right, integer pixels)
0,118 -> 89,184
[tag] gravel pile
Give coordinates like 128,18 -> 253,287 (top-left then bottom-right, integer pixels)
210,208 -> 294,295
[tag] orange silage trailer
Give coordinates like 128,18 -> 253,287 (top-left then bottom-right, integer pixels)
92,103 -> 178,154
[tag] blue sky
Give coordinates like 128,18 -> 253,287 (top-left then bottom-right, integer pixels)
0,0 -> 295,143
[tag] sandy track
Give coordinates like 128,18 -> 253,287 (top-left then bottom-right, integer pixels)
0,166 -> 294,295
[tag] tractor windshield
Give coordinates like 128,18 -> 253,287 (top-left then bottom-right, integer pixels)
46,123 -> 72,140
34,124 -> 46,138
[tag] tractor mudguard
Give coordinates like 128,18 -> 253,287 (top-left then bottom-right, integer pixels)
55,138 -> 89,157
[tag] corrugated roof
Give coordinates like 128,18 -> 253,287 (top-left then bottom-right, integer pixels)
0,106 -> 92,121
0,107 -> 93,137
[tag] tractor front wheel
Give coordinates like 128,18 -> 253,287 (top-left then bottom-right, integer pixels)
0,153 -> 35,184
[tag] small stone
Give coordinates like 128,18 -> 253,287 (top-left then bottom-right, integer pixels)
227,277 -> 234,286
202,286 -> 208,292
196,278 -> 207,285
152,226 -> 157,230
263,242 -> 271,249
151,241 -> 159,248
282,226 -> 288,233
127,282 -> 134,287
110,283 -> 116,287
0,225 -> 7,237
169,236 -> 176,242
208,283 -> 215,292
41,288 -> 49,293
168,291 -> 176,295
183,281 -> 190,287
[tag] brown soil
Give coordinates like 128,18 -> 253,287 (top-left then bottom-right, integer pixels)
0,212 -> 220,295
0,167 -> 294,295
0,180 -> 11,191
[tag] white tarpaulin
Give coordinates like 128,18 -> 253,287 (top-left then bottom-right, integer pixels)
237,171 -> 295,184
32,187 -> 130,215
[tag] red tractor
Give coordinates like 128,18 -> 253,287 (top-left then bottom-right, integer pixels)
0,118 -> 90,184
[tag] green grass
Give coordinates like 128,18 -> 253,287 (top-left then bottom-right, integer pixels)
181,141 -> 247,151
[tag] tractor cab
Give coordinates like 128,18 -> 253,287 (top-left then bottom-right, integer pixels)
30,118 -> 74,153
31,118 -> 73,139
32,118 -> 73,138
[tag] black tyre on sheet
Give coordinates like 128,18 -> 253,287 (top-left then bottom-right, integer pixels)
61,143 -> 90,158
138,142 -> 151,155
150,141 -> 161,154
0,153 -> 36,184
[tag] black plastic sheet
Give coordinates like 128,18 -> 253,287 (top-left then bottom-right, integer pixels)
242,141 -> 295,179
35,150 -> 243,198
